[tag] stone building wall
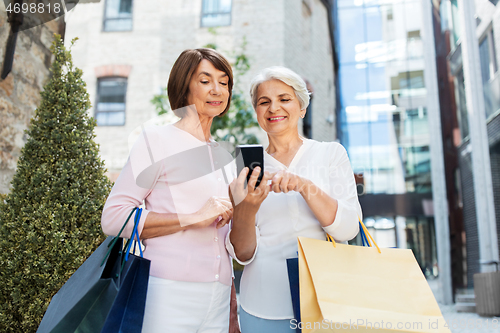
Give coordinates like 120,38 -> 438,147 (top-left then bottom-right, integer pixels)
0,3 -> 64,194
64,0 -> 336,178
284,0 -> 336,141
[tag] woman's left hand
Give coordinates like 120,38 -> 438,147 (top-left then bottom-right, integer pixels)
270,170 -> 308,194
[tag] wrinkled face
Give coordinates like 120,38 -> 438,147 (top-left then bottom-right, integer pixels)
186,59 -> 230,118
255,79 -> 305,136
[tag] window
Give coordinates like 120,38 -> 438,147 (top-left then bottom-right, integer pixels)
387,6 -> 393,21
479,31 -> 498,83
455,69 -> 470,139
391,71 -> 425,96
95,78 -> 127,126
479,29 -> 500,118
201,0 -> 232,27
103,0 -> 133,32
450,0 -> 462,47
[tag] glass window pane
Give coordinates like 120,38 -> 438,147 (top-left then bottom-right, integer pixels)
106,0 -> 132,18
367,63 -> 390,105
337,0 -> 432,196
203,0 -> 217,13
365,6 -> 382,44
201,0 -> 232,27
201,14 -> 231,27
96,111 -> 125,126
339,64 -> 368,107
400,1 -> 423,36
97,102 -> 125,112
450,0 -> 461,46
98,80 -> 127,105
220,0 -> 232,12
96,78 -> 127,126
119,0 -> 132,14
455,70 -> 469,139
104,19 -> 133,32
105,0 -> 120,17
479,37 -> 492,83
338,7 -> 365,64
104,0 -> 133,31
484,72 -> 500,119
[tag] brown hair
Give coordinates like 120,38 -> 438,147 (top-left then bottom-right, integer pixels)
167,48 -> 233,117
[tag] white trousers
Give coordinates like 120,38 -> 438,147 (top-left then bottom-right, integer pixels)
141,276 -> 231,333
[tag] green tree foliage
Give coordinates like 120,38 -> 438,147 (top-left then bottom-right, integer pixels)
0,35 -> 112,332
151,36 -> 260,147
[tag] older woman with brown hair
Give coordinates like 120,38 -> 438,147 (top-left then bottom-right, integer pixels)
101,48 -> 236,332
227,66 -> 362,332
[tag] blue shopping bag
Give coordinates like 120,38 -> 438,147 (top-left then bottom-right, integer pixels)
286,257 -> 301,333
38,208 -> 149,333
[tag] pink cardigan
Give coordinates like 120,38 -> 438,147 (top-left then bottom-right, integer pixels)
101,124 -> 233,286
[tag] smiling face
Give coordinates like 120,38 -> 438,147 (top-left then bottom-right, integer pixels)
255,79 -> 305,136
186,59 -> 230,118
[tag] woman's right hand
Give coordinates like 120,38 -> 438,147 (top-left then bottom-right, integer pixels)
188,196 -> 233,230
229,166 -> 273,214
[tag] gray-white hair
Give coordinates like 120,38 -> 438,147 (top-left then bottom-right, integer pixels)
249,66 -> 311,110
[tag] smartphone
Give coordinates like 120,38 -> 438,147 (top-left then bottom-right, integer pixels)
235,145 -> 264,188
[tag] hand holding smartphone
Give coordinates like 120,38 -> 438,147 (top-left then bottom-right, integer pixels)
235,144 -> 264,188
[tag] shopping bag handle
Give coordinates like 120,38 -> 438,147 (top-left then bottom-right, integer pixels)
100,207 -> 139,267
124,208 -> 143,262
326,217 -> 381,253
359,222 -> 370,247
120,208 -> 143,272
358,218 -> 381,253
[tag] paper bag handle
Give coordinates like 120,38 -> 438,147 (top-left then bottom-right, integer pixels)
326,217 -> 381,254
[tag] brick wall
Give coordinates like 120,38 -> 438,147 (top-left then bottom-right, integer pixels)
0,4 -> 64,194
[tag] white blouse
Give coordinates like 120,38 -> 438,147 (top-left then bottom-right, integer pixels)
225,139 -> 362,319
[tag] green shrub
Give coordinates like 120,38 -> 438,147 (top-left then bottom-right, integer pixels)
0,35 -> 112,332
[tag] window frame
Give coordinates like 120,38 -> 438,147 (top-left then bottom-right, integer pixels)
200,0 -> 233,28
95,76 -> 128,127
102,0 -> 134,32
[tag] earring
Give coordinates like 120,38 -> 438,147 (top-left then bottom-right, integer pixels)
301,114 -> 305,118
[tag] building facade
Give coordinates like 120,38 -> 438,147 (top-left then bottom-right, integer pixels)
64,0 -> 338,180
336,0 -> 500,303
336,0 -> 441,279
439,0 -> 500,288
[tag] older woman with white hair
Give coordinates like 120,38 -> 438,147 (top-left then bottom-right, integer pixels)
226,66 -> 362,332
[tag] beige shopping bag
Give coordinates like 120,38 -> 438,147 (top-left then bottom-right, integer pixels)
297,234 -> 451,333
